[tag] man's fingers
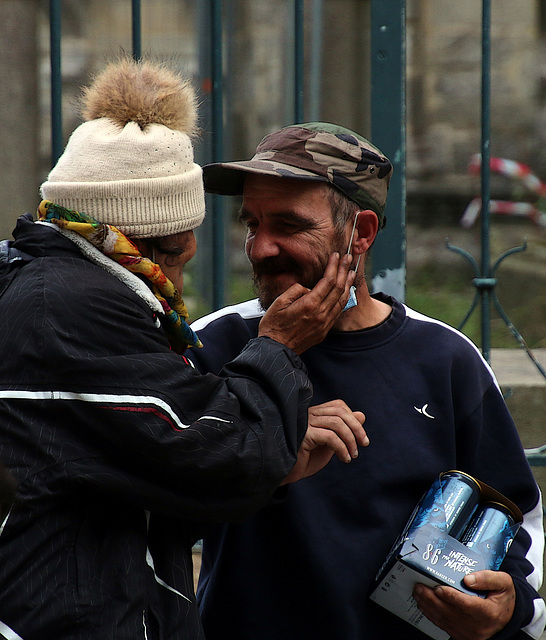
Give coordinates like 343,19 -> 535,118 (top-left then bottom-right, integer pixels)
332,253 -> 356,311
283,252 -> 354,312
463,570 -> 512,593
308,401 -> 368,452
304,426 -> 354,463
282,400 -> 367,484
267,282 -> 310,311
308,415 -> 367,458
309,411 -> 368,450
413,573 -> 516,640
309,398 -> 363,419
307,252 -> 355,312
257,253 -> 357,354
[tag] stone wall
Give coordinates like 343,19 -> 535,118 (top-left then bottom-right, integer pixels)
407,0 -> 543,192
2,0 -> 546,237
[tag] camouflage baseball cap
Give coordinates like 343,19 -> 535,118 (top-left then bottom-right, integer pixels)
202,122 -> 393,228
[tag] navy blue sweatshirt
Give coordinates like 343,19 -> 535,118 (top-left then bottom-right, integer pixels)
190,296 -> 545,640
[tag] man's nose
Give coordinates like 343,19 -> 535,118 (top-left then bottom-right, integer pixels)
246,227 -> 281,262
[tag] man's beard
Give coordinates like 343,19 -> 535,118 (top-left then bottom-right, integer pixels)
252,255 -> 320,310
252,233 -> 347,310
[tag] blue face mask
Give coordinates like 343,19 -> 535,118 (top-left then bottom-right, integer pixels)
344,285 -> 358,311
343,212 -> 361,312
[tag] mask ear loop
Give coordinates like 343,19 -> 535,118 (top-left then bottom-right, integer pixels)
346,212 -> 362,273
343,212 -> 361,312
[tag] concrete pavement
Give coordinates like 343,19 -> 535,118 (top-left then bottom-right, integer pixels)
490,348 -> 546,388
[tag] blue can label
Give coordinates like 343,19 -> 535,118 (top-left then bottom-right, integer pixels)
408,471 -> 481,539
460,502 -> 516,570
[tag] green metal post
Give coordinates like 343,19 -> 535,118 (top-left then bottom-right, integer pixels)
480,0 -> 492,362
309,0 -> 323,121
49,0 -> 62,166
294,0 -> 304,122
211,0 -> 225,310
132,0 -> 142,60
370,0 -> 406,303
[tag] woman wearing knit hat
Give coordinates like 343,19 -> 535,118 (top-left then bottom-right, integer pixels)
0,59 -> 362,638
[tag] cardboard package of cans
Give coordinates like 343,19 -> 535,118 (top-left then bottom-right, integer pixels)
370,470 -> 522,640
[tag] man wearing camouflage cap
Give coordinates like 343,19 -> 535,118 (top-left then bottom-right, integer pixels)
189,123 -> 545,640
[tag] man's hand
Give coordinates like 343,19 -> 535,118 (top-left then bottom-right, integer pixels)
258,252 -> 355,354
282,400 -> 368,485
413,571 -> 516,640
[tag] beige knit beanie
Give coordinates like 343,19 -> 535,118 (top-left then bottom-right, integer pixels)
40,58 -> 205,238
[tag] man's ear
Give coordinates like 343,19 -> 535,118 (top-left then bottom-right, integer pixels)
352,210 -> 379,255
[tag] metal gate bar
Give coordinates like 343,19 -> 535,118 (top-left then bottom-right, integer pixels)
49,0 -> 62,166
132,0 -> 142,60
370,0 -> 406,304
210,0 -> 225,310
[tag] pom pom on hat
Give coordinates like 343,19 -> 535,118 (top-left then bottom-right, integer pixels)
80,57 -> 199,135
40,57 -> 205,238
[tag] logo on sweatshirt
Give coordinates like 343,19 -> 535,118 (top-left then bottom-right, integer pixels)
414,403 -> 435,419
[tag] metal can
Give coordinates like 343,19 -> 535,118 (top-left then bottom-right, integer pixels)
460,501 -> 517,570
408,471 -> 481,539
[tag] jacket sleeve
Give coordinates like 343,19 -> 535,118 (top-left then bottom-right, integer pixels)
0,257 -> 312,525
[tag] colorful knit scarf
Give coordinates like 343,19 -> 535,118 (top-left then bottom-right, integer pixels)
38,200 -> 202,353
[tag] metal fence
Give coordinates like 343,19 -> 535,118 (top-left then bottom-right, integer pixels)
46,0 -> 545,394
46,0 -> 406,311
448,0 -> 546,475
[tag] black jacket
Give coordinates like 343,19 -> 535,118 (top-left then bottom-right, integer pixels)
0,214 -> 311,639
